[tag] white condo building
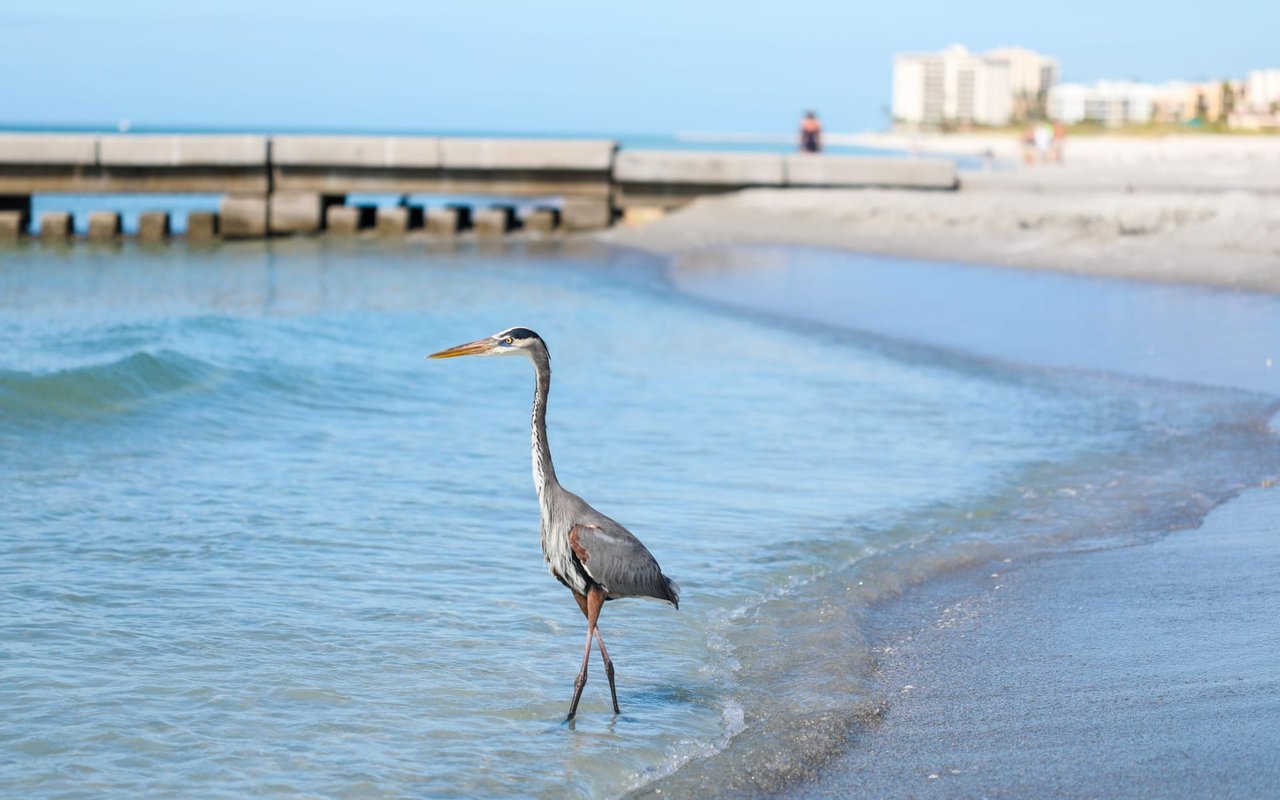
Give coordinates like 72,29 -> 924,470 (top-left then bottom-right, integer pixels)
892,45 -> 1058,128
1049,82 -> 1160,127
1246,69 -> 1280,110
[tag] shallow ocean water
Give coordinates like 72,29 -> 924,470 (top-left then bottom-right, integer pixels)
1,240 -> 1275,798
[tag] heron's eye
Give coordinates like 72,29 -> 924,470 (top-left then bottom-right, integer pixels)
505,337 -> 514,345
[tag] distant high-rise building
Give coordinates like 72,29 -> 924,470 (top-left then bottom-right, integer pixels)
1246,69 -> 1280,111
986,47 -> 1061,120
1232,69 -> 1280,130
1049,82 -> 1158,126
892,45 -> 1058,128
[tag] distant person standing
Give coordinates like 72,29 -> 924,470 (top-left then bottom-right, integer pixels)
1022,125 -> 1036,165
1052,120 -> 1067,163
1033,122 -> 1053,163
799,110 -> 823,153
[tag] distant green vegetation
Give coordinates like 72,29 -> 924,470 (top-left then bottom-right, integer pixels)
926,121 -> 1275,137
1063,121 -> 1273,137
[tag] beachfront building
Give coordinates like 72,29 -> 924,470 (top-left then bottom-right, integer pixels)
892,46 -> 1017,128
1053,78 -> 1257,127
1230,69 -> 1280,129
1246,70 -> 1280,109
1049,82 -> 1158,126
986,47 -> 1061,121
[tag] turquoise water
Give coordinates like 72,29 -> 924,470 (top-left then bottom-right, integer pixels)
1,241 -> 1275,797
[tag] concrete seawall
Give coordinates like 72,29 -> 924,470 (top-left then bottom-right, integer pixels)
613,151 -> 958,210
0,133 -> 958,241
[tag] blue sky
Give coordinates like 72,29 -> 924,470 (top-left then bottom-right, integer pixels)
1,0 -> 1275,135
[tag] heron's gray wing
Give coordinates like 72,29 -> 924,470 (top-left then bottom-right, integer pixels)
569,521 -> 679,607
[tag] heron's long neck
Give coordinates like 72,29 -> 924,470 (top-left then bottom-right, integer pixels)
531,350 -> 558,499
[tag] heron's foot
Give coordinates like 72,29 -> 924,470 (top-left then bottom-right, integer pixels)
567,669 -> 588,720
604,661 -> 620,715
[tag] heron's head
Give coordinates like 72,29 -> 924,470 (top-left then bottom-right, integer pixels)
428,327 -> 544,360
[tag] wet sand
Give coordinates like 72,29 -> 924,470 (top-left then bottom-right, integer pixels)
783,483 -> 1280,799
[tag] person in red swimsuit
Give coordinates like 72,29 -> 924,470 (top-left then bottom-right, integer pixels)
799,110 -> 823,153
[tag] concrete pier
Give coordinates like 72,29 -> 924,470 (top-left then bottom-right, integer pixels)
612,151 -> 957,211
0,134 -> 268,194
0,133 -> 960,242
269,135 -> 615,204
87,211 -> 122,241
783,154 -> 959,188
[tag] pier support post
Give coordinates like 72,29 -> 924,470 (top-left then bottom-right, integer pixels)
425,207 -> 461,235
186,211 -> 219,241
375,204 -> 424,235
268,192 -> 344,235
138,212 -> 171,242
522,208 -> 559,233
376,206 -> 406,235
219,195 -> 268,239
325,205 -> 360,234
39,211 -> 73,241
560,197 -> 612,231
88,211 -> 123,241
0,195 -> 31,236
474,206 -> 516,237
0,210 -> 23,240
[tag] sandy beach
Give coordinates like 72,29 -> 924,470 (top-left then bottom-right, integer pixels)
836,129 -> 1280,168
609,141 -> 1280,798
602,136 -> 1280,295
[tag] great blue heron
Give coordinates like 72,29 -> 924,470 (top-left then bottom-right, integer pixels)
429,327 -> 680,720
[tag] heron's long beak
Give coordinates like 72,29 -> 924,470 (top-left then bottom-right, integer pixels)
427,337 -> 496,359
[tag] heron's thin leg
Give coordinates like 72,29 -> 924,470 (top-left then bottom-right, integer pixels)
566,585 -> 606,721
593,626 -> 620,714
566,622 -> 594,721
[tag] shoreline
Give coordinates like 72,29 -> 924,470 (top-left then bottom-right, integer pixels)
599,180 -> 1280,296
607,188 -> 1280,796
781,482 -> 1280,799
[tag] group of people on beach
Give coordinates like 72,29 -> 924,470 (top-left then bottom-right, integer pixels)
798,110 -> 1069,167
1022,120 -> 1067,164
